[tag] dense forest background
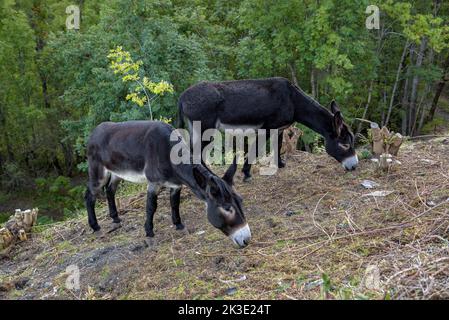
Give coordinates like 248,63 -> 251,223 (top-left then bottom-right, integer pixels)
0,0 -> 448,220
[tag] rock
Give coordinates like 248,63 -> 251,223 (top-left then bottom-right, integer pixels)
225,287 -> 237,296
14,278 -> 30,290
285,210 -> 295,217
426,200 -> 436,207
129,243 -> 145,253
363,190 -> 394,197
361,180 -> 379,189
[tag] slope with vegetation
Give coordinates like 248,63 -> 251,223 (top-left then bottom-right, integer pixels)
1,136 -> 448,300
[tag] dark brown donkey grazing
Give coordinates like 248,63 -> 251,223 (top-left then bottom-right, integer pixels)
85,121 -> 251,248
178,77 -> 358,181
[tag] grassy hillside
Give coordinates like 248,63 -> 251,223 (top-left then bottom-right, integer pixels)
1,137 -> 448,300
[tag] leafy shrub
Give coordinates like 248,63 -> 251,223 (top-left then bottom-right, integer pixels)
0,212 -> 10,225
297,124 -> 324,153
358,149 -> 372,160
1,162 -> 28,190
421,117 -> 446,134
36,215 -> 54,225
34,176 -> 84,218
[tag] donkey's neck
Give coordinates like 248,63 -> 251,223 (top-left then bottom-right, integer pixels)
173,163 -> 209,201
291,86 -> 333,138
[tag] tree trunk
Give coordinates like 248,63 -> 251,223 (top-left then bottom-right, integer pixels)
288,63 -> 299,87
401,67 -> 411,135
426,53 -> 449,122
385,41 -> 409,126
356,80 -> 374,135
310,68 -> 317,98
409,38 -> 428,135
0,103 -> 14,162
381,85 -> 387,126
416,84 -> 431,134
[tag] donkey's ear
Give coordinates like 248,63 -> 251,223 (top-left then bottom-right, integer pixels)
330,100 -> 340,114
333,111 -> 344,137
222,156 -> 237,186
193,167 -> 207,190
207,176 -> 221,198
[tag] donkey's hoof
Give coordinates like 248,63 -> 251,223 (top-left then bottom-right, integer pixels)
175,223 -> 185,230
243,176 -> 252,183
90,224 -> 101,232
278,159 -> 286,168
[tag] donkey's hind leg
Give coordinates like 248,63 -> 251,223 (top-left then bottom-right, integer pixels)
106,175 -> 122,224
144,183 -> 160,238
85,187 -> 100,231
242,136 -> 259,182
85,162 -> 110,232
169,187 -> 184,230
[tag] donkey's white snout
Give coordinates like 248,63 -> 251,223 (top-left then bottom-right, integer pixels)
230,224 -> 251,248
342,154 -> 359,171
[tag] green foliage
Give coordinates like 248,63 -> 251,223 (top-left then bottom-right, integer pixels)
34,176 -> 84,217
358,149 -> 373,160
36,215 -> 55,226
421,116 -> 446,134
1,162 -> 28,190
0,212 -> 10,225
107,46 -> 174,119
1,0 -> 449,219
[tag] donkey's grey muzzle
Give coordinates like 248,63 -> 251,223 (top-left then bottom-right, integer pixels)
229,224 -> 251,248
342,154 -> 359,171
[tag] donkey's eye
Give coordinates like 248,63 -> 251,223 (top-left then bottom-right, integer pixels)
219,206 -> 235,217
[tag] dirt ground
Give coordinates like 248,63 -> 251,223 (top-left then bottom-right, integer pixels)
1,137 -> 448,300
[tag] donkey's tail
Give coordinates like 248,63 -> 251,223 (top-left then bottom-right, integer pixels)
177,100 -> 185,129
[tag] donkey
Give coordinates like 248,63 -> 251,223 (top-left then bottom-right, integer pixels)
84,121 -> 251,248
178,77 -> 358,181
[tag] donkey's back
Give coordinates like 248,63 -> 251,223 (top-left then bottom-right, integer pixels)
87,121 -> 176,183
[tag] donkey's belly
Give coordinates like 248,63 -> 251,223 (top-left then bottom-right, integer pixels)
106,168 -> 147,184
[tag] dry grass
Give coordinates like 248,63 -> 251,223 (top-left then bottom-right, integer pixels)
0,137 -> 448,300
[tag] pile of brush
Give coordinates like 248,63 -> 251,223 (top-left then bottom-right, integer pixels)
370,124 -> 403,157
370,123 -> 404,173
0,208 -> 38,251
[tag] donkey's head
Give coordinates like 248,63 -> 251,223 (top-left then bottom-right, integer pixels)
324,101 -> 358,171
192,160 -> 250,248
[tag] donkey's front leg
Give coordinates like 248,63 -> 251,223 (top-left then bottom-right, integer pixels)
170,187 -> 184,230
144,184 -> 159,238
